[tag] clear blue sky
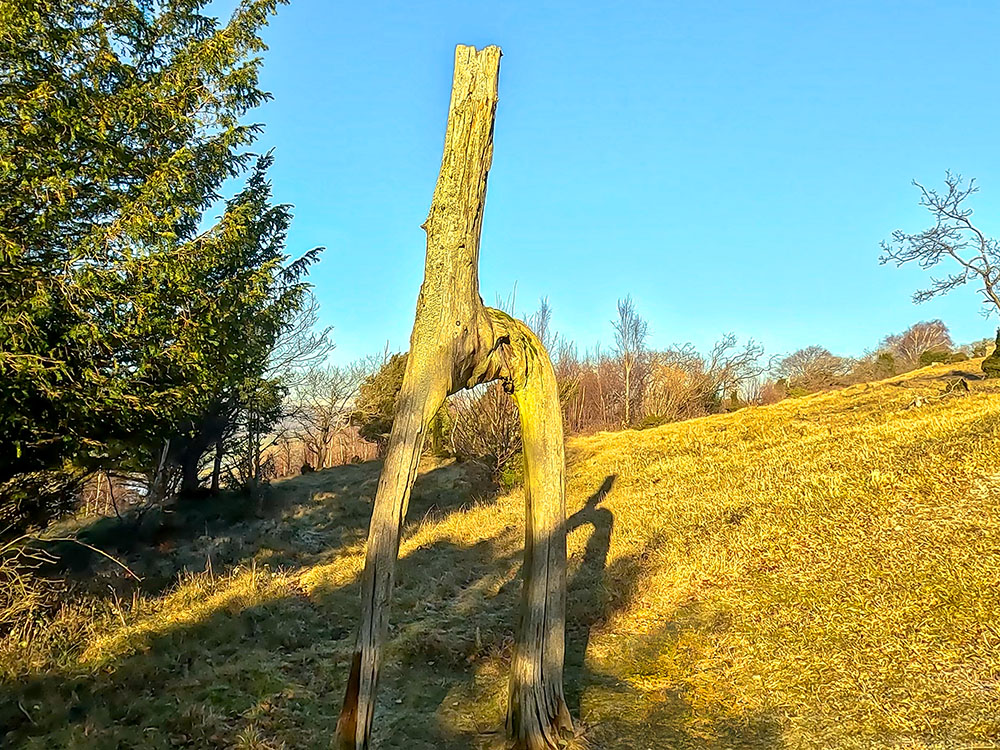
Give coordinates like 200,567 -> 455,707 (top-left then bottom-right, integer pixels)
239,0 -> 1000,364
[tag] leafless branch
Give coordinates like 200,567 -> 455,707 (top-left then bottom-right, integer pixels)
880,172 -> 1000,316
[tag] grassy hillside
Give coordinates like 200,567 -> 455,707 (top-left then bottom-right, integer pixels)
3,361 -> 1000,749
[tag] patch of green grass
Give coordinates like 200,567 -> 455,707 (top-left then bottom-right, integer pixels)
3,362 -> 1000,748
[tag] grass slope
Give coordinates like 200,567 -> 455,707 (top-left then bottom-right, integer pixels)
3,361 -> 1000,749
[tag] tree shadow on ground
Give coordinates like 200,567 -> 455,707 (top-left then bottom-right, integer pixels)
5,473 -> 786,749
564,473 -> 617,714
4,533 -> 523,749
33,458 -> 496,601
573,594 -> 785,749
558,475 -> 785,749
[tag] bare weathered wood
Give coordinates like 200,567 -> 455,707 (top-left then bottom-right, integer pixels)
336,44 -> 571,750
472,310 -> 573,747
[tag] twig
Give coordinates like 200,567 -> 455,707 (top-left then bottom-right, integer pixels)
17,702 -> 35,725
108,585 -> 128,627
105,471 -> 123,522
44,537 -> 142,581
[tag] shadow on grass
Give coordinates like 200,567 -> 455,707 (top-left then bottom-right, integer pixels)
559,475 -> 784,749
4,535 -> 522,749
5,472 -> 785,749
565,473 -> 617,714
574,596 -> 785,749
35,458 -> 496,600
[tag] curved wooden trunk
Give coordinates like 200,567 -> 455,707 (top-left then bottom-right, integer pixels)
336,44 -> 571,750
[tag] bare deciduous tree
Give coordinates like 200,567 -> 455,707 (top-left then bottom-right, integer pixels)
213,295 -> 333,491
704,334 -> 768,403
612,295 -> 649,427
642,335 -> 767,423
449,382 -> 522,474
270,293 -> 335,381
777,345 -> 851,392
642,352 -> 704,423
880,320 -> 953,369
290,364 -> 370,469
528,296 -> 556,352
881,172 -> 1000,315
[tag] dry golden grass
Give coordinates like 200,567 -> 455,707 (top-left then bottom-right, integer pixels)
2,361 -> 999,748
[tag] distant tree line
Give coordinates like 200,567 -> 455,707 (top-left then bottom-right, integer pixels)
233,174 -> 1000,506
331,296 -> 991,488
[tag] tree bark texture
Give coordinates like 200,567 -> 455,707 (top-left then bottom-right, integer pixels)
335,45 -> 571,750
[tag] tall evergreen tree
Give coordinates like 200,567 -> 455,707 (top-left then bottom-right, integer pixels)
0,0 -> 313,529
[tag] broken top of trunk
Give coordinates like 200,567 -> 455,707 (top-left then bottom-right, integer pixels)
335,44 -> 572,750
416,44 -> 500,392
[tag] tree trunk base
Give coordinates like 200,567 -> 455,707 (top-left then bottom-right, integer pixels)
508,686 -> 574,749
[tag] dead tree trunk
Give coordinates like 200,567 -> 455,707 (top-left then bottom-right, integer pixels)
336,44 -> 571,750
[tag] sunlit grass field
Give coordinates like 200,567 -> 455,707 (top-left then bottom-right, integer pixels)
3,360 -> 1000,748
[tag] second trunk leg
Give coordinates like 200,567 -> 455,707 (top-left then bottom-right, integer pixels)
506,328 -> 572,749
336,381 -> 445,749
507,491 -> 573,749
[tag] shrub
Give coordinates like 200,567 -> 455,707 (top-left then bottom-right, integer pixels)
982,330 -> 1000,378
351,354 -> 408,454
971,337 -> 995,358
449,384 -> 522,480
0,537 -> 61,643
918,349 -> 964,367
